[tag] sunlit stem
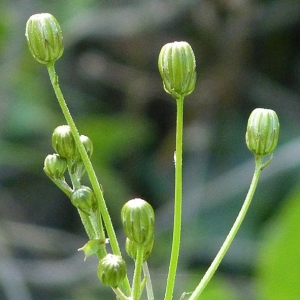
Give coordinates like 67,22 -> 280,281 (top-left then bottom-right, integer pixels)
188,155 -> 269,299
132,245 -> 144,300
164,96 -> 184,300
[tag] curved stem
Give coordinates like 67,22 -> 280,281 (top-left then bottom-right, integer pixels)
164,96 -> 184,300
112,287 -> 131,300
188,155 -> 265,299
47,64 -> 131,295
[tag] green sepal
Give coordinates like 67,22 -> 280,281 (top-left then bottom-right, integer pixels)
78,239 -> 107,261
125,237 -> 154,262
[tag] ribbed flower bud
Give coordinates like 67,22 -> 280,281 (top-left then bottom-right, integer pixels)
44,153 -> 67,179
158,41 -> 196,99
74,135 -> 93,161
25,13 -> 64,65
246,108 -> 279,156
52,125 -> 76,159
125,237 -> 154,262
121,198 -> 155,246
98,254 -> 127,288
70,186 -> 97,215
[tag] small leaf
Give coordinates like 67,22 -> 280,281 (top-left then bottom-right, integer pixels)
78,239 -> 107,260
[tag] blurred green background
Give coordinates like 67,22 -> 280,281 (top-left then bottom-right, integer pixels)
1,0 -> 300,299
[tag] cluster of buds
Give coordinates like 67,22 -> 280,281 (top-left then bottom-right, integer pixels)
51,125 -> 93,175
44,125 -> 95,211
27,12 -> 282,298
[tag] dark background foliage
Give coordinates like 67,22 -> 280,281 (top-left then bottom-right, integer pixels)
1,0 -> 300,299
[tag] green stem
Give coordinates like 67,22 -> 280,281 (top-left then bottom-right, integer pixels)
132,246 -> 144,300
47,64 -> 131,295
164,96 -> 184,300
142,262 -> 154,300
63,158 -> 97,241
188,155 -> 266,300
77,209 -> 96,240
112,287 -> 131,300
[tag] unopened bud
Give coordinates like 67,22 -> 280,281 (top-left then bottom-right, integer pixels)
44,153 -> 67,179
98,254 -> 127,288
25,13 -> 64,65
246,108 -> 279,156
121,198 -> 155,246
52,125 -> 76,159
158,41 -> 196,99
70,186 -> 97,215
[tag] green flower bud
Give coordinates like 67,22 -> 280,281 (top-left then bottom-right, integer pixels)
125,237 -> 154,262
44,153 -> 67,179
52,125 -> 76,159
25,13 -> 64,65
121,198 -> 155,246
74,135 -> 93,161
158,41 -> 196,99
98,254 -> 127,288
70,186 -> 97,215
246,108 -> 279,156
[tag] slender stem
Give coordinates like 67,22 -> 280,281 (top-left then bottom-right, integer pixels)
112,287 -> 131,300
67,159 -> 106,249
164,96 -> 184,300
77,209 -> 96,240
47,64 -> 131,295
66,159 -> 97,240
142,262 -> 154,300
132,246 -> 144,300
188,156 -> 265,300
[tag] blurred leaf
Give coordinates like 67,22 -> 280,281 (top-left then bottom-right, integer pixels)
256,186 -> 300,299
76,114 -> 153,164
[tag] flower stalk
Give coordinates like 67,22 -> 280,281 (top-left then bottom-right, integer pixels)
46,64 -> 131,295
164,96 -> 184,300
188,155 -> 268,299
